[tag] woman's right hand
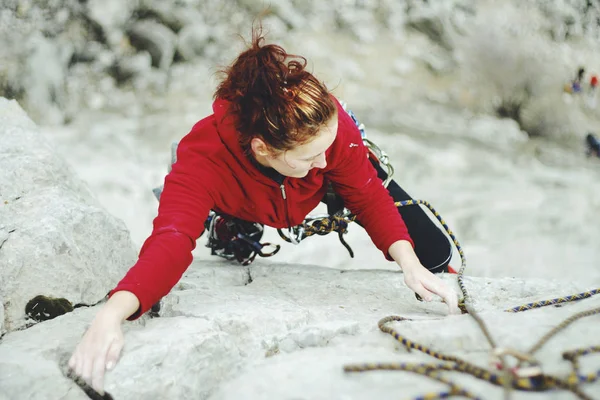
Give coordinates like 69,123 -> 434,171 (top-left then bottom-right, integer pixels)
68,291 -> 140,395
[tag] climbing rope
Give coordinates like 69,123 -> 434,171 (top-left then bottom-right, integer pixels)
341,199 -> 600,400
505,289 -> 600,313
344,315 -> 598,399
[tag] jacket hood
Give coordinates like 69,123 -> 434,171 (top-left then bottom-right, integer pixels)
212,98 -> 278,186
212,96 -> 346,188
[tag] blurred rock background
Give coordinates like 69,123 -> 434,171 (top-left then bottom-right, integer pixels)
1,0 -> 600,281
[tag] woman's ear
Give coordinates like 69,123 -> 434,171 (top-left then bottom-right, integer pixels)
251,137 -> 271,157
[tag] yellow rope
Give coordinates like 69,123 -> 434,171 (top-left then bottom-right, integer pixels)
337,199 -> 600,400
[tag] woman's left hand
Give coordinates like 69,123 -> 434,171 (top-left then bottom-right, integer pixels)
389,240 -> 460,315
401,262 -> 460,314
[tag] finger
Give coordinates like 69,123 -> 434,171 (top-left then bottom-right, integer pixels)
444,292 -> 460,314
421,278 -> 460,312
440,285 -> 458,308
81,356 -> 93,386
422,275 -> 454,300
432,284 -> 459,314
75,351 -> 84,377
68,353 -> 77,370
105,338 -> 123,371
448,304 -> 461,315
91,352 -> 107,395
410,282 -> 435,302
421,275 -> 445,298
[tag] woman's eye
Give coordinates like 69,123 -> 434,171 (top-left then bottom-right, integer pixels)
302,153 -> 322,162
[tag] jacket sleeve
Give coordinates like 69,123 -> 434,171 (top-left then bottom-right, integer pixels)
325,103 -> 413,260
110,134 -> 216,320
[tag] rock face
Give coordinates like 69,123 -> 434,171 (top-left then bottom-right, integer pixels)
0,261 -> 598,399
0,98 -> 136,333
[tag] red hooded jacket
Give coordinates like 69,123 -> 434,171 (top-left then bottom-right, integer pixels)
112,97 -> 412,319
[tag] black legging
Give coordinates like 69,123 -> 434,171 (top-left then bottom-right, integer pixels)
324,161 -> 452,273
373,162 -> 452,273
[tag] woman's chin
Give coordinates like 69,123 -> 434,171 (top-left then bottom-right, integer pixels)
288,170 -> 309,178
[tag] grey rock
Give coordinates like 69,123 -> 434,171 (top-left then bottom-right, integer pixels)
538,0 -> 600,41
335,7 -> 380,43
405,0 -> 474,51
127,20 -> 178,70
110,51 -> 153,83
0,261 -> 598,399
407,14 -> 451,50
177,24 -> 211,61
86,0 -> 137,48
420,49 -> 456,75
21,33 -> 72,124
0,98 -> 136,332
0,295 -> 4,337
137,0 -> 206,32
0,12 -> 73,124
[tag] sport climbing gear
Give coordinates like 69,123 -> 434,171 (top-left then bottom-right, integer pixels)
204,210 -> 280,265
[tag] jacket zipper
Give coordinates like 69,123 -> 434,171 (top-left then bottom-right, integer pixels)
280,180 -> 303,244
279,181 -> 293,229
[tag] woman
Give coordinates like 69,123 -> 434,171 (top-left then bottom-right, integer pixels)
69,29 -> 459,394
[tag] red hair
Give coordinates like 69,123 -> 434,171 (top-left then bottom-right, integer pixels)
214,27 -> 336,153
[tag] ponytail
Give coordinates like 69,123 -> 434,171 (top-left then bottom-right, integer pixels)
215,27 -> 336,153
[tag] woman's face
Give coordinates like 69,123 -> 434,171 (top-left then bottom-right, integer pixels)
259,116 -> 338,178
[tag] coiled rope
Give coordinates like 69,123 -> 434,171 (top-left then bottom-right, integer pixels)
336,199 -> 600,400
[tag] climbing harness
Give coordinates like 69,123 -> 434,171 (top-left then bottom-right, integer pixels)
342,198 -> 600,399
